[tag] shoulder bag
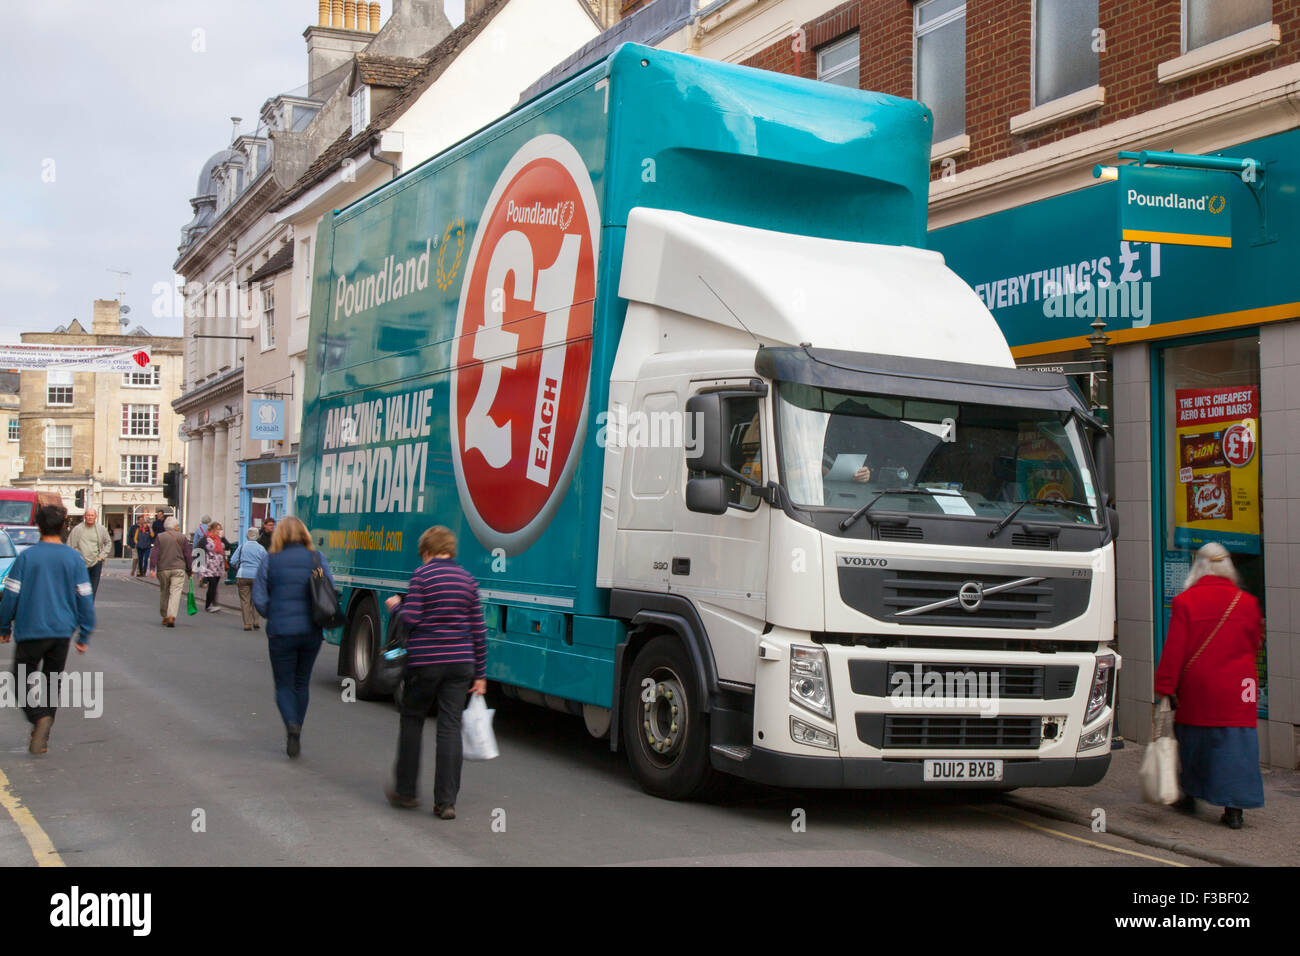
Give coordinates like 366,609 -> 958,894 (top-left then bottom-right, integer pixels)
309,551 -> 346,628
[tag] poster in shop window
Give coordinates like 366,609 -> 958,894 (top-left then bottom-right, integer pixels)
1172,385 -> 1260,555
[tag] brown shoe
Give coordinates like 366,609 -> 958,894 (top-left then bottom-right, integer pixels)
29,716 -> 53,755
385,785 -> 419,810
165,617 -> 175,627
433,803 -> 456,820
244,626 -> 252,631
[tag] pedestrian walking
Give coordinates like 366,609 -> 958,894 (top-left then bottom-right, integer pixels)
192,515 -> 210,551
67,508 -> 112,600
251,516 -> 334,759
152,509 -> 166,538
197,522 -> 227,612
257,517 -> 276,550
0,505 -> 94,754
128,516 -> 155,577
230,527 -> 266,631
383,526 -> 487,819
1154,542 -> 1265,830
148,516 -> 193,627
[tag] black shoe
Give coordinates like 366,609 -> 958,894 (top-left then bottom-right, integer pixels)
433,803 -> 456,820
1172,794 -> 1196,814
1221,807 -> 1244,829
286,725 -> 301,759
385,785 -> 419,810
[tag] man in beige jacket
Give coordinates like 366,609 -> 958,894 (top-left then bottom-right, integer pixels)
67,509 -> 113,600
148,517 -> 193,627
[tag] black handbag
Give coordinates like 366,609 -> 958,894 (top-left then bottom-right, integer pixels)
374,610 -> 410,693
309,551 -> 346,628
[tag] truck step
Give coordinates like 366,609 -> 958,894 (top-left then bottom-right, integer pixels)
711,744 -> 752,763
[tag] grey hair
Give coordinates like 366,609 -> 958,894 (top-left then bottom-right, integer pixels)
246,527 -> 259,541
1183,541 -> 1239,590
201,514 -> 211,524
164,517 -> 179,530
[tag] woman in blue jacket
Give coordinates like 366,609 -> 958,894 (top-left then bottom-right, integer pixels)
252,515 -> 335,759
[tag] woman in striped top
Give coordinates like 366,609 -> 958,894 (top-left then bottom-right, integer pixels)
384,526 -> 487,819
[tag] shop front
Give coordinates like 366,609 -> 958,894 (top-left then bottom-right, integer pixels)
929,128 -> 1300,767
238,457 -> 296,537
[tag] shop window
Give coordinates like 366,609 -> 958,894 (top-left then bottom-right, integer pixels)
915,0 -> 966,143
1184,0 -> 1270,51
1034,0 -> 1098,106
817,34 -> 859,89
1156,334 -> 1266,714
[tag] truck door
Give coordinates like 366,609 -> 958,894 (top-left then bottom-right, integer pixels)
671,382 -> 770,686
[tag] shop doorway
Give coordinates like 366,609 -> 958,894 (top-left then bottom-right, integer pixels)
1152,332 -> 1266,718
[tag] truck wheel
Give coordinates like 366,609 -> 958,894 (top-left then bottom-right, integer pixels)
347,597 -> 385,701
623,635 -> 720,800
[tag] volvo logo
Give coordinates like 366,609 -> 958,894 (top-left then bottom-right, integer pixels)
958,581 -> 984,612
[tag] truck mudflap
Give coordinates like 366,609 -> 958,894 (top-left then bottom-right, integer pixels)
709,746 -> 1111,790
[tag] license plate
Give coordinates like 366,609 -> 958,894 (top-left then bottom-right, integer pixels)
923,759 -> 1003,782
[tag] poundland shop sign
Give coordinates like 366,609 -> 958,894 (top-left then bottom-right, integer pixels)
1118,165 -> 1230,249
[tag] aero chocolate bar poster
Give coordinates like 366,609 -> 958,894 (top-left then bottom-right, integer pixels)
1173,385 -> 1260,554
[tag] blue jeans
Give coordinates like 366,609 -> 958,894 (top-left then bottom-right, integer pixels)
267,632 -> 323,729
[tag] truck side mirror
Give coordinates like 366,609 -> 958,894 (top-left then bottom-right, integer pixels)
686,476 -> 729,514
1091,428 -> 1114,507
685,392 -> 727,475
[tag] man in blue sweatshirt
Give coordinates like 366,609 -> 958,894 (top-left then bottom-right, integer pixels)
0,505 -> 95,755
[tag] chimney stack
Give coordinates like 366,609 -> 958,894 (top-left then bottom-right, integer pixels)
369,2 -> 381,32
344,0 -> 356,29
318,0 -> 329,25
332,0 -> 343,27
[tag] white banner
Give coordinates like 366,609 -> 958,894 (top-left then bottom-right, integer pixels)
0,344 -> 151,372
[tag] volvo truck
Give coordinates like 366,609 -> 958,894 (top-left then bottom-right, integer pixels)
298,43 -> 1119,799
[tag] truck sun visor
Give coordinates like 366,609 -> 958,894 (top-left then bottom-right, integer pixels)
756,347 -> 1084,413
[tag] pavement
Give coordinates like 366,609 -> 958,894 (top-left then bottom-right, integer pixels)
1010,738 -> 1300,867
87,559 -> 1298,866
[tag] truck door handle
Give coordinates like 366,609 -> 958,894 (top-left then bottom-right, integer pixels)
671,558 -> 691,576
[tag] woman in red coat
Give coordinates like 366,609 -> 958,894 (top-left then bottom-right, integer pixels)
1153,542 -> 1264,830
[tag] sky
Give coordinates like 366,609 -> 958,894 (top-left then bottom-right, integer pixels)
0,0 -> 465,345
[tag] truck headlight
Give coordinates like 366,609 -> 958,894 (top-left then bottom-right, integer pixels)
790,645 -> 832,719
1084,654 -> 1116,724
1077,722 -> 1110,753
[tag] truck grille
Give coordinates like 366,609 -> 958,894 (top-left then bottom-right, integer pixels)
848,661 -> 1080,699
887,662 -> 1042,698
867,715 -> 1043,750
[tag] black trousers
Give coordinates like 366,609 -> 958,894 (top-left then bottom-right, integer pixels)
394,662 -> 474,805
12,638 -> 71,724
204,576 -> 220,609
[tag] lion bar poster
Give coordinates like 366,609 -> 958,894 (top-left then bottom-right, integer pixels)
1173,385 -> 1260,554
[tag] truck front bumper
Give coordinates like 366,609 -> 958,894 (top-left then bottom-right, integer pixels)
712,746 -> 1111,789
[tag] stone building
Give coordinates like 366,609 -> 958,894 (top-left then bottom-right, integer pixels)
11,300 -> 184,544
0,372 -> 19,485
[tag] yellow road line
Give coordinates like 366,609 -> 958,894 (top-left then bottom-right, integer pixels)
0,765 -> 65,867
976,806 -> 1188,867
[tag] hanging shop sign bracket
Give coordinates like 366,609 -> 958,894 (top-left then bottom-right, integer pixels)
1093,150 -> 1273,248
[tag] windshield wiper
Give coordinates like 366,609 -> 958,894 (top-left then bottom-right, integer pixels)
988,498 -> 1094,538
839,488 -> 963,532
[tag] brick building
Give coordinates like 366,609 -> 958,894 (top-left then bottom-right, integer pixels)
665,0 -> 1298,768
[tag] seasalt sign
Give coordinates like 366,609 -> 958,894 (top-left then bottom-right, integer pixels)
1118,165 -> 1230,248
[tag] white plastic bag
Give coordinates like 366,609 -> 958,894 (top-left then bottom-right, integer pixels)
1139,698 -> 1181,805
461,693 -> 499,761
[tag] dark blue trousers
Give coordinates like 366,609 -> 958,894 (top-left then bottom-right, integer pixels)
267,632 -> 323,729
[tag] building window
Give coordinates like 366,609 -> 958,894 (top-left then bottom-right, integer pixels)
7,418 -> 17,442
121,404 -> 160,438
123,364 -> 161,388
915,0 -> 967,144
121,455 -> 158,486
817,33 -> 860,88
1184,0 -> 1271,52
45,424 -> 72,470
46,368 -> 73,406
1034,0 -> 1099,106
351,86 -> 370,138
261,285 -> 276,350
299,237 -> 312,310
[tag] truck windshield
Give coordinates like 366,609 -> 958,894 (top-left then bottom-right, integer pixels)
775,382 -> 1099,526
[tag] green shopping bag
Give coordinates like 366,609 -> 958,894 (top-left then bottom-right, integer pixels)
186,577 -> 198,616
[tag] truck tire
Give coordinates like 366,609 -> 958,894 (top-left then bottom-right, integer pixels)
623,635 -> 721,800
347,596 -> 385,701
